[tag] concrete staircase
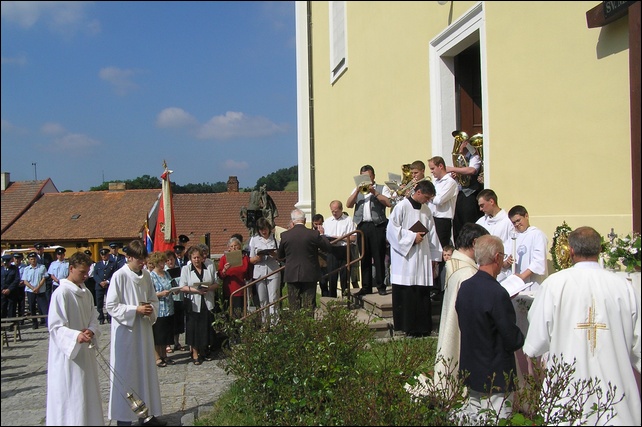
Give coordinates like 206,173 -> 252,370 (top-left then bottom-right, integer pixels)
319,288 -> 443,339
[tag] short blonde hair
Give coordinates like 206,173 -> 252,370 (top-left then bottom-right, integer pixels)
147,251 -> 168,269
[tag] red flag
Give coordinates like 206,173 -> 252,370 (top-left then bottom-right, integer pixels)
153,161 -> 177,252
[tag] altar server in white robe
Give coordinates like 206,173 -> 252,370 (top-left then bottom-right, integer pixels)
433,223 -> 489,395
524,226 -> 640,426
106,240 -> 164,426
386,180 -> 442,337
475,189 -> 514,281
506,205 -> 548,292
46,251 -> 104,426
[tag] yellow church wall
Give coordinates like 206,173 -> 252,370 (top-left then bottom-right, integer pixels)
306,2 -> 635,246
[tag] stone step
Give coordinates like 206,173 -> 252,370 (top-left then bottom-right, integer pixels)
319,289 -> 444,340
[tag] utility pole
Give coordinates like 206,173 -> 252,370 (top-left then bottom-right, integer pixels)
32,162 -> 37,181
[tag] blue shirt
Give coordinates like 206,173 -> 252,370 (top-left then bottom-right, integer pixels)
150,270 -> 174,317
21,264 -> 48,294
47,259 -> 69,286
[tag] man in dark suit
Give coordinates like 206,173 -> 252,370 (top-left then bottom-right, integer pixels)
455,235 -> 524,420
277,209 -> 333,315
108,242 -> 126,271
93,247 -> 117,324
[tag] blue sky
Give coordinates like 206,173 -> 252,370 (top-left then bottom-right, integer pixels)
1,1 -> 297,192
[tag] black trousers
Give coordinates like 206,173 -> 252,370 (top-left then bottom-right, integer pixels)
95,284 -> 111,322
357,221 -> 388,291
326,246 -> 349,297
453,191 -> 483,244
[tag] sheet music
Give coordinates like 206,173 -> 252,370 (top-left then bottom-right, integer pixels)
225,250 -> 243,267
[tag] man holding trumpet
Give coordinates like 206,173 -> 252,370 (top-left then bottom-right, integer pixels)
346,165 -> 392,296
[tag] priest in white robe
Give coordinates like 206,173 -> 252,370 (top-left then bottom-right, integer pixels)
524,226 -> 640,426
433,223 -> 489,394
46,251 -> 104,426
106,240 -> 163,425
386,180 -> 442,337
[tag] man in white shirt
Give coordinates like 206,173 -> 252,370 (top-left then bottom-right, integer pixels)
475,189 -> 514,281
319,200 -> 356,297
428,156 -> 459,248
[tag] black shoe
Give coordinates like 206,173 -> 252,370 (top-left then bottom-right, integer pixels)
355,288 -> 371,296
140,416 -> 167,426
32,324 -> 38,330
99,320 -> 105,325
377,287 -> 387,296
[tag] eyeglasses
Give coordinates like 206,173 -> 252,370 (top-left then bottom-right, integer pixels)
497,252 -> 509,261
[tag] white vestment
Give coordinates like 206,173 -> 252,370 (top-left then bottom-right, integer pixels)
386,197 -> 442,287
524,262 -> 641,426
476,208 -> 513,280
46,279 -> 104,426
512,225 -> 548,292
106,266 -> 162,423
433,250 -> 478,390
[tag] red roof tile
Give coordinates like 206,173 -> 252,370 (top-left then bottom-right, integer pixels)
1,179 -> 58,233
1,189 -> 160,244
173,191 -> 298,255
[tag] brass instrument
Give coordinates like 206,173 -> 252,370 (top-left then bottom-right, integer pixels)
359,182 -> 371,194
451,130 -> 483,187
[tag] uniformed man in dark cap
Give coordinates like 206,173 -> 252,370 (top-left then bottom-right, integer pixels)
34,242 -> 54,302
84,250 -> 97,306
48,247 -> 69,294
1,254 -> 21,318
173,244 -> 186,268
23,251 -> 49,329
109,242 -> 126,270
176,235 -> 190,266
93,247 -> 116,324
12,253 -> 26,320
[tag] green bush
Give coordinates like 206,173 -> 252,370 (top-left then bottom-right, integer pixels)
203,303 -> 622,426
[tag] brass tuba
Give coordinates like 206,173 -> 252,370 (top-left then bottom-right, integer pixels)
451,130 -> 470,187
451,130 -> 483,187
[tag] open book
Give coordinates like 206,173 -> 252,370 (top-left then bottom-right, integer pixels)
499,274 -> 529,298
190,282 -> 209,290
166,266 -> 181,279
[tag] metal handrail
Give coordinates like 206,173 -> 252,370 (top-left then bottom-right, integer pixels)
228,229 -> 364,321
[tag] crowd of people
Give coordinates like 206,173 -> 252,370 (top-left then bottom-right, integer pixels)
1,145 -> 640,425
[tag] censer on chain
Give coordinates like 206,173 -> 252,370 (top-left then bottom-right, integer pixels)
89,339 -> 154,424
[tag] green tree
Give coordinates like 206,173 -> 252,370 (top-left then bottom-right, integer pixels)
255,166 -> 298,191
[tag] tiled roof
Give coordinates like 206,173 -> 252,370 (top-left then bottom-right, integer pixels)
1,189 -> 160,243
1,179 -> 58,233
174,191 -> 298,255
1,187 -> 299,257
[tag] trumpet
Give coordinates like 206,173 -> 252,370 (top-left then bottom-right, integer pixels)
359,182 -> 371,194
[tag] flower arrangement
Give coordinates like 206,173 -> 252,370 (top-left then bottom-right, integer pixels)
601,231 -> 641,273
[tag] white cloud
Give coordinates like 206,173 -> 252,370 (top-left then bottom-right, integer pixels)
196,111 -> 287,140
41,122 -> 66,135
49,133 -> 100,150
1,119 -> 16,132
224,159 -> 249,171
156,107 -> 198,128
0,118 -> 28,135
1,54 -> 27,66
99,66 -> 141,96
0,1 -> 99,36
